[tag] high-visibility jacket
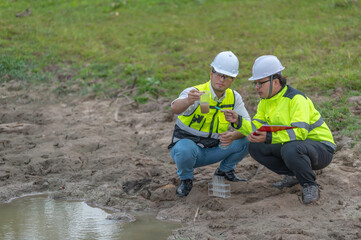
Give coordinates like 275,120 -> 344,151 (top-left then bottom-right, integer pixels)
168,81 -> 237,149
236,85 -> 336,149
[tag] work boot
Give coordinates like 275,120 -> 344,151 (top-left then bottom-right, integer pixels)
302,183 -> 319,204
271,175 -> 298,189
214,168 -> 247,182
176,179 -> 193,197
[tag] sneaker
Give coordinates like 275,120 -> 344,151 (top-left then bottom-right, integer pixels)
214,168 -> 247,182
302,183 -> 319,204
271,175 -> 299,189
176,179 -> 193,197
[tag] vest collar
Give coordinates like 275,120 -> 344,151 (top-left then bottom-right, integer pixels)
268,85 -> 288,101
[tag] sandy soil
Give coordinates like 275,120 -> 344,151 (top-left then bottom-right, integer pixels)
1,80 -> 361,240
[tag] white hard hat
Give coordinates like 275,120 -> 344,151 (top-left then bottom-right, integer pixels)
210,51 -> 239,78
248,55 -> 285,81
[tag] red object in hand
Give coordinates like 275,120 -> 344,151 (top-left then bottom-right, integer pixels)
253,125 -> 297,135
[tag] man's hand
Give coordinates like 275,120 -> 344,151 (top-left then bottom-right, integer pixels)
247,131 -> 267,143
223,110 -> 239,125
186,89 -> 203,105
219,131 -> 234,146
171,89 -> 204,114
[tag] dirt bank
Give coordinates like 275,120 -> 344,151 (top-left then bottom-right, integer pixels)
1,81 -> 360,240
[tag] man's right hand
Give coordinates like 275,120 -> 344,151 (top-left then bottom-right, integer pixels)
187,89 -> 203,105
247,130 -> 267,143
171,89 -> 204,114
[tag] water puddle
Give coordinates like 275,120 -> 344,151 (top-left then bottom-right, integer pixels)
0,195 -> 181,240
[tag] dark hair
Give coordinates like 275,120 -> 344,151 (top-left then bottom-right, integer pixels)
273,73 -> 287,87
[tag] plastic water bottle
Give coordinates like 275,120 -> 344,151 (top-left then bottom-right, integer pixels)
218,142 -> 229,150
218,126 -> 234,150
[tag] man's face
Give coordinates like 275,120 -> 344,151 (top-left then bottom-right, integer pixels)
210,69 -> 235,94
252,77 -> 272,98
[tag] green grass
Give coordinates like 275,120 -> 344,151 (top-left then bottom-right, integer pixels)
0,0 -> 360,139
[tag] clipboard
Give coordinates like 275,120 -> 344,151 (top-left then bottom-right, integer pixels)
258,125 -> 297,132
253,125 -> 297,135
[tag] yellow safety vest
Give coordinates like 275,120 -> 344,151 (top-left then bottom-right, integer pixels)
237,85 -> 336,149
169,81 -> 236,148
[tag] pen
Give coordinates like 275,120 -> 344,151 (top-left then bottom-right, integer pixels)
215,106 -> 224,112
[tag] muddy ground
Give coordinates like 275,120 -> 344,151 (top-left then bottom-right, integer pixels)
1,80 -> 361,240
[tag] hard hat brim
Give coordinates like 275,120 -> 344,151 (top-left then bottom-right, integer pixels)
248,67 -> 285,81
212,65 -> 238,78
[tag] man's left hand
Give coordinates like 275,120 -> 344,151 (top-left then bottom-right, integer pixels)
223,110 -> 239,124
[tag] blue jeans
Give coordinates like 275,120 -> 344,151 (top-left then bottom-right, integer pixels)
170,137 -> 249,180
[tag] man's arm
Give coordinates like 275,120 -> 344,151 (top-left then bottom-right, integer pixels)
233,92 -> 251,121
227,91 -> 253,136
232,130 -> 245,139
171,97 -> 194,114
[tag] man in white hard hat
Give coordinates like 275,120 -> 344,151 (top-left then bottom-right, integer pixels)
168,51 -> 251,197
224,55 -> 336,204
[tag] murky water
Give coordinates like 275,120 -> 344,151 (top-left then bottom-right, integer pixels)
0,195 -> 181,240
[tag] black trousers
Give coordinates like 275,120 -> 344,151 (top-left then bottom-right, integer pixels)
249,140 -> 334,186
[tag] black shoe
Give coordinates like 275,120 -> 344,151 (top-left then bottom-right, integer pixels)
271,175 -> 299,189
176,179 -> 193,197
302,183 -> 319,204
214,168 -> 247,182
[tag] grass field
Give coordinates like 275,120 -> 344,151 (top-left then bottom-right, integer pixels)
0,0 -> 360,139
